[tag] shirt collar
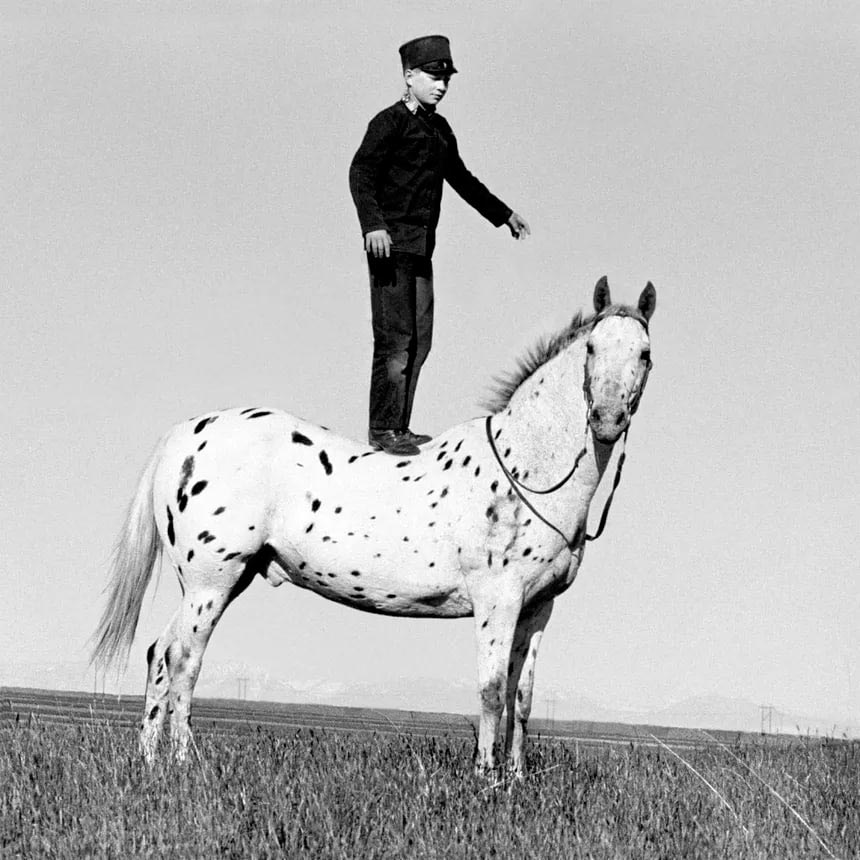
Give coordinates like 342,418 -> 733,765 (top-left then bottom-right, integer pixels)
402,92 -> 435,117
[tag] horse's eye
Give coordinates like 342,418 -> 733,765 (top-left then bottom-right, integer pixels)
641,349 -> 651,363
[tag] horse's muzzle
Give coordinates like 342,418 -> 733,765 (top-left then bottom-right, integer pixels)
588,404 -> 630,444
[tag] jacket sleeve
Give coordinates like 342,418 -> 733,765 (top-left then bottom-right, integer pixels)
442,127 -> 512,228
349,110 -> 399,236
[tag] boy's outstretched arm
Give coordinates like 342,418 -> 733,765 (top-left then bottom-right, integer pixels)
442,126 -> 529,240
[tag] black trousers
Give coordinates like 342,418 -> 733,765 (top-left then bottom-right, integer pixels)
368,251 -> 434,433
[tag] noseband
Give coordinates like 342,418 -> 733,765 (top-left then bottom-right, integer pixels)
486,334 -> 652,551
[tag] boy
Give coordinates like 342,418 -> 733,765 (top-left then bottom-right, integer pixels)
350,34 -> 530,456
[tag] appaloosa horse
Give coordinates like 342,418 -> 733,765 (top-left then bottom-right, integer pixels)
92,276 -> 656,776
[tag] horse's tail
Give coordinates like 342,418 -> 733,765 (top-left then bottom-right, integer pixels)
90,436 -> 166,673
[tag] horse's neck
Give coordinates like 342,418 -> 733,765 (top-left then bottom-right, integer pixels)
494,341 -> 611,500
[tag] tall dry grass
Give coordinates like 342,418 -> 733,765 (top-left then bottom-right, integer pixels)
1,719 -> 857,859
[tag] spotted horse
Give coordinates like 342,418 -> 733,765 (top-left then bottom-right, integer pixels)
92,277 -> 656,776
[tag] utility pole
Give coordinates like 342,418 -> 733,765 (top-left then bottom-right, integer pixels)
545,693 -> 557,733
760,704 -> 774,735
237,677 -> 249,701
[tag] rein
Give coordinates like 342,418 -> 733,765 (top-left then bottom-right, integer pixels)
485,415 -> 629,549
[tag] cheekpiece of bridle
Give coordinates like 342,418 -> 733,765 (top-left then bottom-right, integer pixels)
486,313 -> 653,550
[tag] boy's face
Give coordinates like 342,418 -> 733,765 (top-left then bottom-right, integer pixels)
404,68 -> 451,108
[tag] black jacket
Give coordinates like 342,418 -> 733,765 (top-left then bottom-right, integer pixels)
349,101 -> 512,257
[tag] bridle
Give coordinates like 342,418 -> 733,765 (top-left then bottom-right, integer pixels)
485,329 -> 652,551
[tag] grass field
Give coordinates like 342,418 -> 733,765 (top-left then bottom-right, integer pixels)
1,692 -> 857,859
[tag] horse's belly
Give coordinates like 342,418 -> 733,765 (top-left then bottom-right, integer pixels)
265,545 -> 472,618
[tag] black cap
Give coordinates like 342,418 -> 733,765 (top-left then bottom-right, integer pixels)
399,35 -> 458,75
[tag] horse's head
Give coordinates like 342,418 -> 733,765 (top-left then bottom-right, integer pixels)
584,277 -> 656,444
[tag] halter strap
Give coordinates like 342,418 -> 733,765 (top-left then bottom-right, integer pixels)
485,416 -> 630,549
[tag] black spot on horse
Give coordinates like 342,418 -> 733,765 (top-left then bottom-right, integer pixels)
318,450 -> 333,475
386,593 -> 397,599
353,586 -> 365,592
223,552 -> 240,561
440,487 -> 449,498
166,507 -> 175,545
198,530 -> 210,541
350,570 -> 361,577
348,455 -> 359,463
481,619 -> 489,629
436,451 -> 446,462
454,440 -> 464,453
490,480 -> 499,493
522,547 -> 533,557
187,549 -> 194,562
488,552 -> 494,567
416,593 -> 449,608
194,416 -> 217,434
247,410 -> 273,419
213,507 -> 226,515
504,447 -> 512,458
197,441 -> 207,452
305,523 -> 314,533
462,455 -> 471,467
239,407 -> 258,415
191,480 -> 208,496
148,705 -> 159,721
474,466 -> 481,477
311,499 -> 321,512
396,460 -> 410,468
206,600 -> 213,610
334,506 -> 342,514
248,525 -> 255,530
443,459 -> 453,470
292,431 -> 313,446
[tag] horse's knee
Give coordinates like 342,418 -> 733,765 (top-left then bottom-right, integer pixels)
480,676 -> 505,716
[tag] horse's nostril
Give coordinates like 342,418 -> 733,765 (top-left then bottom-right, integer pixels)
590,407 -> 601,422
615,412 -> 626,426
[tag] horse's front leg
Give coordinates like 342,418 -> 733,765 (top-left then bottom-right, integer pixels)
471,586 -> 523,776
504,598 -> 554,779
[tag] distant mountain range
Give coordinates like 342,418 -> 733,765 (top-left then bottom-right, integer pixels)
2,659 -> 854,738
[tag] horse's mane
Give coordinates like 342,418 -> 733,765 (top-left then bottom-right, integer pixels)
484,304 -> 648,414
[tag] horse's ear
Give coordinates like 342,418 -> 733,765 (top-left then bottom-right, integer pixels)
593,276 -> 611,313
638,282 -> 657,321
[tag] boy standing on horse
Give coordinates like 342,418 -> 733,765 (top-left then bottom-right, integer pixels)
350,35 -> 530,456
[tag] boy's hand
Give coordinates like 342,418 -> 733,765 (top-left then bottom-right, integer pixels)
365,229 -> 392,258
506,212 -> 530,240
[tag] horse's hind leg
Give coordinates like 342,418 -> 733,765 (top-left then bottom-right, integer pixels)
140,610 -> 179,764
504,599 -> 554,779
166,565 -> 258,761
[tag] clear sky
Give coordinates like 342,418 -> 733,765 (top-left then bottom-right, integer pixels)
2,1 -> 858,731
